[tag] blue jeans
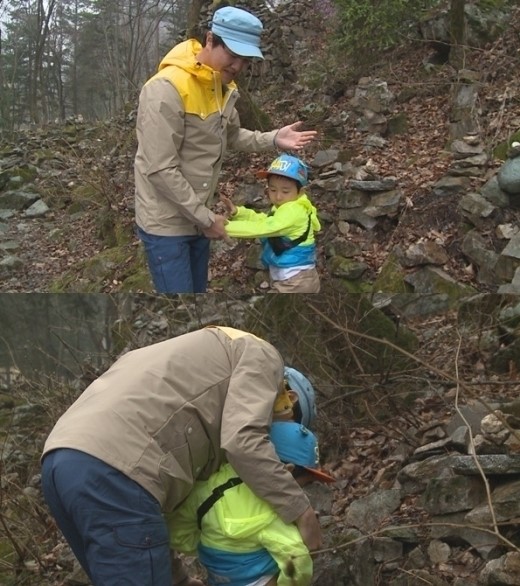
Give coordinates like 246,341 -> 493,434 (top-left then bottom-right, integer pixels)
41,449 -> 172,586
137,227 -> 210,294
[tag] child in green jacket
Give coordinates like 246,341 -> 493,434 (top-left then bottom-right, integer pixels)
222,154 -> 321,293
168,421 -> 334,586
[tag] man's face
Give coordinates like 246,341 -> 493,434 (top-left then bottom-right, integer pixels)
206,34 -> 250,84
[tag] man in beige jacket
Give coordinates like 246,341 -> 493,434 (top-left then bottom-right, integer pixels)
41,326 -> 322,586
134,6 -> 316,294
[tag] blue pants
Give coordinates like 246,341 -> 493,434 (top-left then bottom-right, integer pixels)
41,449 -> 172,586
137,227 -> 210,294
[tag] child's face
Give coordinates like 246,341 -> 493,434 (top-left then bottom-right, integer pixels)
267,174 -> 301,206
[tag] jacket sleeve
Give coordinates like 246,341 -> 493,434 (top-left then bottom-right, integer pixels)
136,78 -> 214,228
226,107 -> 279,152
257,517 -> 313,586
167,490 -> 201,555
220,335 -> 310,524
234,206 -> 268,222
225,204 -> 307,240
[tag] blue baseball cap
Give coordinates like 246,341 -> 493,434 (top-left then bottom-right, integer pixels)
270,422 -> 335,483
259,154 -> 309,187
211,7 -> 264,60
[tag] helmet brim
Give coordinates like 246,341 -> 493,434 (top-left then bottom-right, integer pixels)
303,467 -> 336,484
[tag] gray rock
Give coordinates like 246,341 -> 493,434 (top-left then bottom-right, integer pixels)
397,455 -> 455,494
348,178 -> 397,192
497,157 -> 520,195
478,552 -> 520,586
327,256 -> 368,279
433,175 -> 472,196
480,176 -> 510,207
421,476 -> 487,514
0,255 -> 23,272
364,189 -> 402,217
451,139 -> 485,158
338,189 -> 370,209
0,189 -> 40,211
500,232 -> 520,260
429,511 -> 503,560
24,198 -> 50,218
399,241 -> 448,268
346,489 -> 402,533
0,240 -> 20,252
459,192 -> 495,220
338,208 -> 377,230
311,149 -> 340,169
465,479 -> 520,524
451,455 -> 520,475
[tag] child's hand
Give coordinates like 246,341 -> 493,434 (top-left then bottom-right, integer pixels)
220,194 -> 237,217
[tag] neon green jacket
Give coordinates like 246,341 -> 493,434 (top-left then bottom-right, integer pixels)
225,194 -> 320,241
225,195 -> 321,269
168,463 -> 312,586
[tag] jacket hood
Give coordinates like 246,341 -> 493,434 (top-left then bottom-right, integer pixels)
207,464 -> 278,540
276,194 -> 320,231
157,39 -> 237,90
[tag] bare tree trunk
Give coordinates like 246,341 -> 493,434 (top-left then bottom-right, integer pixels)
71,0 -> 79,116
449,0 -> 465,70
0,25 -> 3,128
186,0 -> 206,41
31,0 -> 57,123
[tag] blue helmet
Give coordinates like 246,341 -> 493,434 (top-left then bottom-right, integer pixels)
263,154 -> 309,186
284,366 -> 317,429
270,421 -> 335,483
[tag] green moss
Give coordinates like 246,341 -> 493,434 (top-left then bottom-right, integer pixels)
0,165 -> 38,190
71,183 -> 101,201
66,200 -> 91,214
427,274 -> 476,302
49,240 -> 151,293
30,149 -> 55,165
0,538 -> 17,584
493,130 -> 520,161
332,277 -> 373,293
120,269 -> 153,292
373,252 -> 411,294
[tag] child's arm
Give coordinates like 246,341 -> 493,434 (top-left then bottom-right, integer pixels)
257,517 -> 313,586
224,206 -> 302,240
167,492 -> 201,555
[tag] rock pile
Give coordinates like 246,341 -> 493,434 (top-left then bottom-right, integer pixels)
314,399 -> 520,585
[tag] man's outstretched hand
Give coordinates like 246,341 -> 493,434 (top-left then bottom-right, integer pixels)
274,121 -> 317,150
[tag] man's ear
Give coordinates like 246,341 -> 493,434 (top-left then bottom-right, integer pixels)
285,463 -> 296,473
287,390 -> 299,405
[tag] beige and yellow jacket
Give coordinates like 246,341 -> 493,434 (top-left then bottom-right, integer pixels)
42,326 -> 309,524
134,40 -> 278,236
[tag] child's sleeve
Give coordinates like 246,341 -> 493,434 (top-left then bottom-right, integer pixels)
167,491 -> 201,555
233,206 -> 268,222
257,517 -> 313,586
225,207 -> 296,239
